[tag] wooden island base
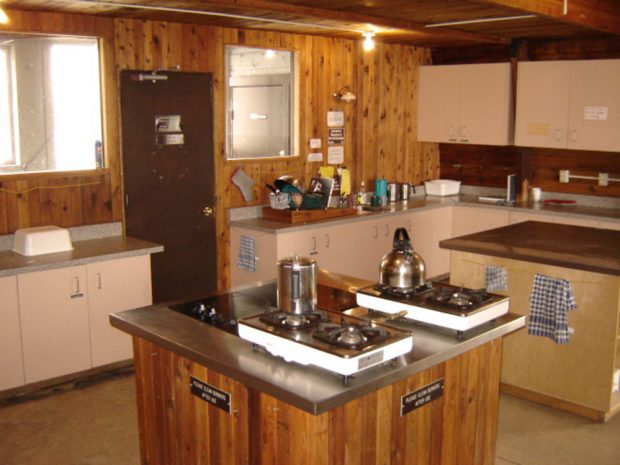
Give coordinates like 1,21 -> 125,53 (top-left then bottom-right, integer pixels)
132,336 -> 503,465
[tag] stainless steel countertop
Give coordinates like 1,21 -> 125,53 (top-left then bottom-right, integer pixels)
110,300 -> 525,415
0,236 -> 163,277
229,195 -> 620,234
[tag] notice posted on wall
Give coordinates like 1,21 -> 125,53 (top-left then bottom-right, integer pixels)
307,152 -> 323,162
327,111 -> 345,127
327,146 -> 344,164
584,106 -> 608,121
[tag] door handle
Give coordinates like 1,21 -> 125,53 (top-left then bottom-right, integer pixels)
202,206 -> 215,217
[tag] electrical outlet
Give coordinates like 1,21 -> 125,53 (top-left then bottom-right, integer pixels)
559,170 -> 570,183
598,172 -> 609,186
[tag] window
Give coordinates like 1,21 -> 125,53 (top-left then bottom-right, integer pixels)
0,43 -> 18,166
0,35 -> 103,174
226,45 -> 298,159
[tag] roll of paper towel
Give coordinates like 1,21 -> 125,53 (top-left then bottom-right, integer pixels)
613,369 -> 620,393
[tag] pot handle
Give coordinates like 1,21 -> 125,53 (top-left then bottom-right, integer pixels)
393,227 -> 412,250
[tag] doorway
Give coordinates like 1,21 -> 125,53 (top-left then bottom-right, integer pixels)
120,71 -> 216,303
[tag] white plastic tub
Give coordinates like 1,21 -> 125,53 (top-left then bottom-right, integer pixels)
424,179 -> 461,196
12,226 -> 73,256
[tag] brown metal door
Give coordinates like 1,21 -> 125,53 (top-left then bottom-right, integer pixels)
120,71 -> 216,303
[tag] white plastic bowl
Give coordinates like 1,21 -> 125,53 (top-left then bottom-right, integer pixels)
424,179 -> 461,196
12,226 -> 73,256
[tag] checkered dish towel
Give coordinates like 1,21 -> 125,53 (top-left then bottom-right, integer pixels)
485,266 -> 508,291
528,273 -> 577,344
237,235 -> 257,272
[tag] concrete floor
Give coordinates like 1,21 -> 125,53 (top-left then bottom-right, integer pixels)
0,373 -> 619,465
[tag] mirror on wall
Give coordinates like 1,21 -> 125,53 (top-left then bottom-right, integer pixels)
0,34 -> 103,174
226,45 -> 297,159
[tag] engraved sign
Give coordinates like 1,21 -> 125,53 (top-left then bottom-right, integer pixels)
190,376 -> 231,414
400,378 -> 444,416
156,133 -> 184,146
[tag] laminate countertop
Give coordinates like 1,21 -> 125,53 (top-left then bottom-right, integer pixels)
0,236 -> 163,277
440,220 -> 620,276
230,195 -> 620,234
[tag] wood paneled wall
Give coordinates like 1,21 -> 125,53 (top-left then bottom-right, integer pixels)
434,38 -> 620,197
114,19 -> 436,288
1,8 -> 437,288
0,10 -> 121,233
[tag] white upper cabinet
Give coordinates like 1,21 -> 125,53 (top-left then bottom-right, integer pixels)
515,59 -> 620,152
417,63 -> 514,145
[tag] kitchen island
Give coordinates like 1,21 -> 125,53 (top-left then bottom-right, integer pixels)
111,273 -> 524,465
441,221 -> 620,421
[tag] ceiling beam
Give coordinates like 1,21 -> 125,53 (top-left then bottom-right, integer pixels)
475,0 -> 620,35
183,0 -> 511,44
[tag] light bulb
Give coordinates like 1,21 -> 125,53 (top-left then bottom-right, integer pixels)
0,7 -> 8,24
362,32 -> 375,51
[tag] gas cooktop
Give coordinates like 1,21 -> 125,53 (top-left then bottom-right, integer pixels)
168,282 -> 278,334
356,283 -> 509,332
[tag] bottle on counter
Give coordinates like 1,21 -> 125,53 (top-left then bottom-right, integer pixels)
357,181 -> 368,205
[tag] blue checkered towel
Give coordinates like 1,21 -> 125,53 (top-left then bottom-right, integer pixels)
237,235 -> 256,272
528,273 -> 577,344
485,266 -> 507,291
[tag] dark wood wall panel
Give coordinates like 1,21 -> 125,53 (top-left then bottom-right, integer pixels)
434,37 -> 620,198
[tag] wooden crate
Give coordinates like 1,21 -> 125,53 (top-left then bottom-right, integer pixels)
261,206 -> 357,223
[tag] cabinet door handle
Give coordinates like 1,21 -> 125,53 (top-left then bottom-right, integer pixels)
71,276 -> 83,299
312,236 -> 317,251
459,126 -> 468,142
324,234 -> 330,248
570,129 -> 578,143
96,272 -> 102,290
373,225 -> 378,239
448,125 -> 457,142
407,220 -> 412,231
554,128 -> 563,142
384,224 -> 389,237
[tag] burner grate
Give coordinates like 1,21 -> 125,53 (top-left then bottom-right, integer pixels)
259,310 -> 329,330
312,319 -> 390,350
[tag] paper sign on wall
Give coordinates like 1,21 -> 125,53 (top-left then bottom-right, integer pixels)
327,146 -> 344,164
327,111 -> 345,127
307,152 -> 323,162
309,138 -> 322,149
584,106 -> 608,121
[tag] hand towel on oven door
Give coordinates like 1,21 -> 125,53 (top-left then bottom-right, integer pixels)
528,273 -> 577,344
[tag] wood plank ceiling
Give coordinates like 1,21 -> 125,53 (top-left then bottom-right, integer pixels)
3,0 -> 620,48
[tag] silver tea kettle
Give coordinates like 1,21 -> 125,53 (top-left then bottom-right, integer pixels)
379,228 -> 426,289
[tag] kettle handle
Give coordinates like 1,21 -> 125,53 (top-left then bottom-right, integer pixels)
393,227 -> 412,250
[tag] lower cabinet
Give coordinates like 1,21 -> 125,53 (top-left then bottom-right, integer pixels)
0,276 -> 25,391
19,266 -> 92,384
451,206 -> 510,237
6,254 -> 153,389
87,255 -> 152,367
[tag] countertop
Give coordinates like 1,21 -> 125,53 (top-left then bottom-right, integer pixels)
229,195 -> 620,233
0,236 -> 163,277
110,289 -> 524,415
440,221 -> 620,276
